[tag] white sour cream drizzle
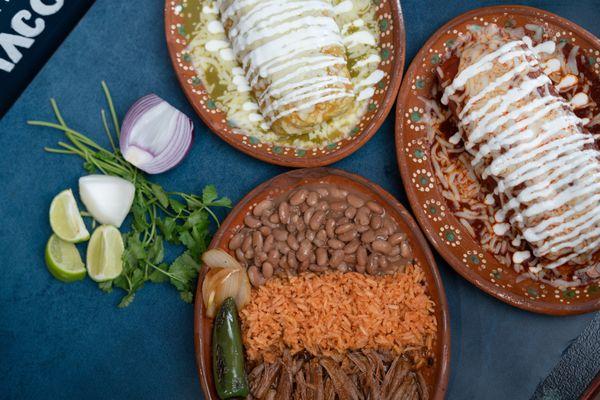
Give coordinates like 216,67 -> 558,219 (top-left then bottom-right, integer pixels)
444,36 -> 600,270
215,0 -> 355,126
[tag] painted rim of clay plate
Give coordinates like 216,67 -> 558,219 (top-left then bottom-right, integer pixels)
194,168 -> 451,400
165,0 -> 406,167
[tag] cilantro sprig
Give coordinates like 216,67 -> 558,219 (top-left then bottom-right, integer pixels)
28,82 -> 231,307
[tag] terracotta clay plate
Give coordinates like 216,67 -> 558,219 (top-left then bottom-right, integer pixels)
165,1 -> 405,167
193,168 -> 450,399
395,6 -> 600,315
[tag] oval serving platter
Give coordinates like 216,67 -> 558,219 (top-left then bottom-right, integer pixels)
396,5 -> 600,315
165,0 -> 405,167
193,168 -> 450,399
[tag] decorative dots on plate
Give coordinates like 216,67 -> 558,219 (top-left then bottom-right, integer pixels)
411,76 -> 426,91
423,199 -> 445,222
462,250 -> 486,270
438,225 -> 461,247
412,169 -> 434,192
405,107 -> 425,131
405,139 -> 428,163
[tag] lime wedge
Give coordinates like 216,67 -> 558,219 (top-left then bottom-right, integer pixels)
49,189 -> 90,243
45,234 -> 86,282
86,225 -> 124,282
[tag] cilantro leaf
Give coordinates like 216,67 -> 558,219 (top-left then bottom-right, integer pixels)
168,251 -> 201,292
150,183 -> 169,208
202,185 -> 218,204
118,292 -> 136,308
148,263 -> 170,283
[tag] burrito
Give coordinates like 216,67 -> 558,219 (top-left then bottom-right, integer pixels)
439,25 -> 600,269
217,0 -> 355,136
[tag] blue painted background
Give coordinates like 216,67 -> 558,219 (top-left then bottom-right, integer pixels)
0,0 -> 598,399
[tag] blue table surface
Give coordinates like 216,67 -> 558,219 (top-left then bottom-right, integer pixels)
1,0 -> 598,399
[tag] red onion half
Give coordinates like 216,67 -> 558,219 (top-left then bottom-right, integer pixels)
120,94 -> 193,174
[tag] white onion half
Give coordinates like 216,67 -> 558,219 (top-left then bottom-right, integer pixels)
120,94 -> 193,174
79,175 -> 135,228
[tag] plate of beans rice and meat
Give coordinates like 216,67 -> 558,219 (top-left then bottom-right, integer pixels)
396,6 -> 600,315
194,168 -> 450,400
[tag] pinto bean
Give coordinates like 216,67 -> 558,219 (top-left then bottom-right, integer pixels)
262,262 -> 274,279
347,194 -> 365,208
303,207 -> 315,225
325,219 -> 336,238
309,210 -> 326,231
343,253 -> 356,264
382,218 -> 396,235
252,231 -> 263,252
356,224 -> 370,233
259,226 -> 271,236
296,221 -> 306,233
267,249 -> 280,263
306,191 -> 319,206
335,223 -> 354,235
389,232 -> 406,245
254,253 -> 268,266
315,229 -> 327,244
372,240 -> 392,255
273,229 -> 288,242
287,251 -> 298,269
263,235 -> 274,252
375,228 -> 389,239
244,248 -> 254,260
297,239 -> 312,261
278,202 -> 291,224
316,247 -> 328,266
315,201 -> 329,211
244,214 -> 262,229
344,239 -> 360,254
389,245 -> 401,256
361,230 -> 376,243
248,266 -> 265,287
330,202 -> 347,212
378,256 -> 388,269
355,262 -> 366,273
329,187 -> 347,200
253,199 -> 273,217
370,215 -> 383,230
235,248 -> 245,262
338,229 -> 357,242
299,259 -> 310,272
277,241 -> 290,255
366,254 -> 378,274
286,234 -> 299,251
229,232 -> 245,250
355,207 -> 371,226
344,207 -> 357,219
316,187 -> 329,197
366,201 -> 384,214
401,241 -> 413,258
327,239 -> 344,249
334,220 -> 349,231
242,235 -> 253,252
330,250 -> 344,267
357,246 -> 367,266
310,264 -> 328,272
289,189 -> 308,206
269,213 -> 280,224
